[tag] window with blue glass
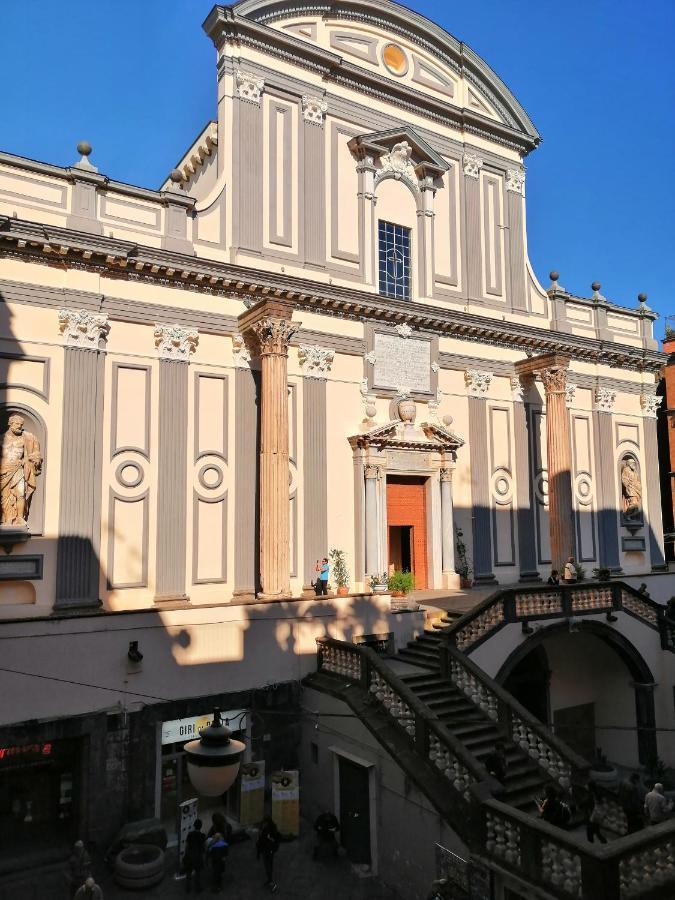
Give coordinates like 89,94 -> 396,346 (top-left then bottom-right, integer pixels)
378,220 -> 411,300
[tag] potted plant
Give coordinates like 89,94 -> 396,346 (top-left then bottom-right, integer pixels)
592,566 -> 611,582
589,747 -> 619,787
369,573 -> 389,594
388,569 -> 415,597
455,528 -> 473,589
329,548 -> 350,596
573,562 -> 587,582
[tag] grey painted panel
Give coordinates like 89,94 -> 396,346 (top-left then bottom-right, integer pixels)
489,405 -> 515,567
234,367 -> 259,595
303,115 -> 326,267
99,195 -> 161,230
514,402 -> 539,579
643,417 -> 667,570
0,554 -> 43,580
411,55 -> 455,98
0,351 -> 50,399
530,406 -> 551,566
330,122 -> 360,263
0,172 -> 67,208
236,98 -> 263,254
55,347 -> 104,606
482,173 -> 503,298
464,175 -> 481,301
302,378 -> 327,585
571,413 -> 597,563
194,372 -> 228,463
593,411 -> 621,571
192,490 -> 228,584
468,396 -> 495,582
507,191 -> 526,311
155,360 -> 188,599
329,31 -> 379,64
110,362 -> 151,459
433,160 -> 459,289
107,489 -> 149,589
268,100 -> 293,247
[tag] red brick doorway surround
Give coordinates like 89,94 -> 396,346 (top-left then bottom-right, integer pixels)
386,476 -> 428,589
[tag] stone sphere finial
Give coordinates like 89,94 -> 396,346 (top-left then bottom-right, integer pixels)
549,271 -> 559,282
442,414 -> 454,427
638,292 -> 648,303
76,141 -> 92,157
591,281 -> 601,292
170,169 -> 184,184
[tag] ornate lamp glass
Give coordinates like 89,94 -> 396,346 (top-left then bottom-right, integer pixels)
184,709 -> 246,797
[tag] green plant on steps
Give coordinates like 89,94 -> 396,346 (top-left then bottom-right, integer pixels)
388,569 -> 415,595
329,548 -> 349,589
592,566 -> 611,581
573,562 -> 587,582
369,572 -> 389,588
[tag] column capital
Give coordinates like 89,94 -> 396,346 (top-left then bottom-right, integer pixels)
154,323 -> 199,361
464,369 -> 493,397
236,69 -> 264,104
595,386 -> 617,413
640,392 -> 662,418
439,466 -> 455,482
364,464 -> 382,480
298,345 -> 334,378
302,95 -> 327,126
58,308 -> 109,349
238,298 -> 300,357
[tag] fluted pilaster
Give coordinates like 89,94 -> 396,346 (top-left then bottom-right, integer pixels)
540,364 -> 575,572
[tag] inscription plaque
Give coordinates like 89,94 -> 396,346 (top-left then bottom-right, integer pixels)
373,333 -> 431,393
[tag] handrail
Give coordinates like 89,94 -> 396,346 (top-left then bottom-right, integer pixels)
444,642 -> 590,785
443,580 -> 670,654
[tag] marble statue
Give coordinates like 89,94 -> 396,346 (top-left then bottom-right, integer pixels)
621,456 -> 642,521
1,414 -> 42,527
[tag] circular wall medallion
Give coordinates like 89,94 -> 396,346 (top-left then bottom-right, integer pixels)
575,473 -> 593,505
382,43 -> 409,76
116,461 -> 144,489
198,464 -> 224,491
534,472 -> 549,506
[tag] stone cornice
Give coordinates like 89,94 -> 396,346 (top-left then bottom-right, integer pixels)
0,217 -> 665,374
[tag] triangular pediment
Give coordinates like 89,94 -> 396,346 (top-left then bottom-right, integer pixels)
349,418 -> 464,452
348,127 -> 449,179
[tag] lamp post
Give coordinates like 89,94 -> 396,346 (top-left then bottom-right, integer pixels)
184,709 -> 246,797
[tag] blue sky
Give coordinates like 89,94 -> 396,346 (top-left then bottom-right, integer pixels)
1,0 -> 673,329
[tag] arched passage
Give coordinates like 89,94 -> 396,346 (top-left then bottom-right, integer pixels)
496,621 -> 657,766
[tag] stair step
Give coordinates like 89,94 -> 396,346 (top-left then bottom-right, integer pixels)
396,652 -> 440,669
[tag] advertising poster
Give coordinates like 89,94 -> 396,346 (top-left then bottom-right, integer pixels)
271,770 -> 300,837
239,760 -> 265,826
178,797 -> 199,868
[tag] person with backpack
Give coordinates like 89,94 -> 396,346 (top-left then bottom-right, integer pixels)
208,832 -> 229,892
183,818 -> 206,894
257,816 -> 281,893
537,785 -> 570,828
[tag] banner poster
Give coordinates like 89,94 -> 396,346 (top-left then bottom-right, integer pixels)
178,797 -> 199,868
271,770 -> 300,836
239,760 -> 266,826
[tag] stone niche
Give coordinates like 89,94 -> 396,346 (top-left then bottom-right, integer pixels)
0,404 -> 46,536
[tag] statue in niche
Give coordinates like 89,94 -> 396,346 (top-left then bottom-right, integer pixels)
620,455 -> 642,523
1,414 -> 42,528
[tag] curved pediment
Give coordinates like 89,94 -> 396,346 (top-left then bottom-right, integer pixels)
225,0 -> 540,143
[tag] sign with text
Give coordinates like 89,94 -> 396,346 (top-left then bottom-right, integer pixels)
373,332 -> 431,394
162,709 -> 246,745
178,797 -> 198,867
271,770 -> 300,837
239,760 -> 266,826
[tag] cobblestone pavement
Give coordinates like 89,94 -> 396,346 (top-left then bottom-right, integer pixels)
98,823 -> 403,900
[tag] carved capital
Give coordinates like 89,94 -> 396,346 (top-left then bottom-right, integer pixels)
232,333 -> 251,367
439,467 -> 454,483
251,317 -> 299,356
462,153 -> 483,179
510,375 -> 524,402
236,70 -> 264,104
302,95 -> 327,126
58,308 -> 109,349
364,464 -> 381,480
464,369 -> 493,397
506,169 -> 525,194
640,393 -> 662,418
154,323 -> 199,361
539,366 -> 568,396
595,386 -> 617,413
298,344 -> 334,378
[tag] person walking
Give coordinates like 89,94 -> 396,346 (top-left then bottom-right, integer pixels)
644,783 -> 673,825
619,773 -> 644,833
563,557 -> 577,584
257,815 -> 281,893
183,818 -> 206,894
66,840 -> 92,899
208,832 -> 228,893
314,558 -> 330,597
74,877 -> 103,900
484,741 -> 507,783
547,569 -> 560,586
583,783 -> 607,844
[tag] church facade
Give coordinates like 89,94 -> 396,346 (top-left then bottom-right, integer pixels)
0,0 -> 666,613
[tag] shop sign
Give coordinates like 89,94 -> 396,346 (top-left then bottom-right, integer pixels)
0,742 -> 53,764
271,770 -> 300,837
161,709 -> 246,745
239,760 -> 265,826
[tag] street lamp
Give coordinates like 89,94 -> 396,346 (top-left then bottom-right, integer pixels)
184,709 -> 246,797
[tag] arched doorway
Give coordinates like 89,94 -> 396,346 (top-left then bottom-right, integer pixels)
496,622 -> 657,766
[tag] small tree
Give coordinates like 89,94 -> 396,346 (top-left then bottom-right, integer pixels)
329,548 -> 349,589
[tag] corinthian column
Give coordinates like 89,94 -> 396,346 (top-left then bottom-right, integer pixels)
516,353 -> 574,573
238,300 -> 299,599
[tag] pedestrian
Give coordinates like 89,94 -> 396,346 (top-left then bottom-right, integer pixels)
183,818 -> 206,894
313,810 -> 340,859
74,877 -> 103,900
484,740 -> 507,783
583,783 -> 607,844
644,783 -> 673,825
563,557 -> 577,584
547,569 -> 560,586
208,832 -> 228,893
537,785 -> 570,828
314,557 -> 330,597
66,840 -> 92,899
257,815 -> 281,893
665,596 -> 675,623
207,811 -> 232,844
619,773 -> 644,833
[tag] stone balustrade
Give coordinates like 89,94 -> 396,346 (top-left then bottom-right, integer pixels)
485,810 -> 521,868
621,590 -> 660,628
317,641 -> 362,680
369,671 -> 416,738
510,717 -> 571,785
541,840 -> 582,898
449,658 -> 499,721
571,586 -> 612,611
619,837 -> 675,896
428,733 -> 474,800
515,590 -> 563,617
454,600 -> 504,650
